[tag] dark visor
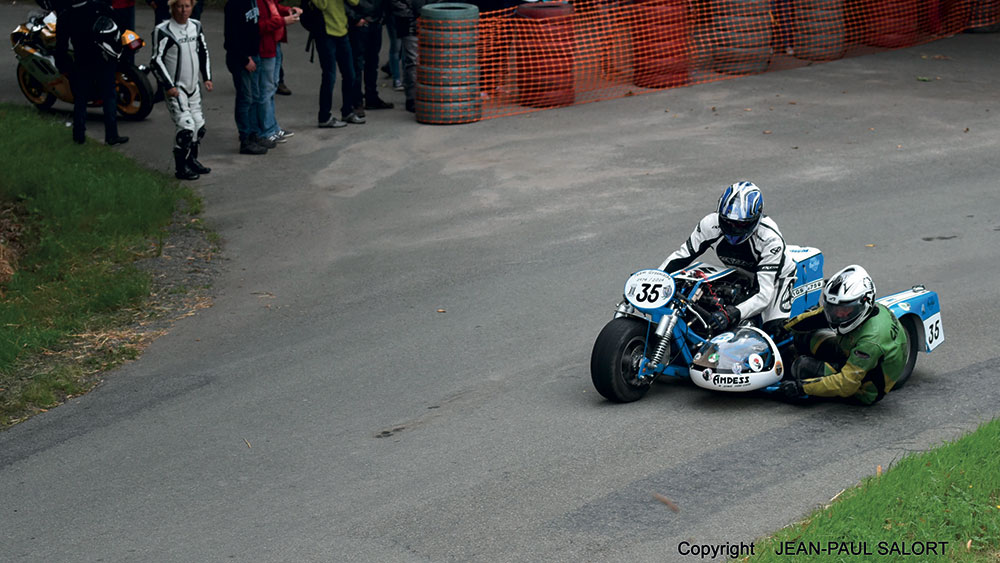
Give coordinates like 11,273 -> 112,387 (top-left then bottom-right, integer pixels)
824,301 -> 865,325
719,216 -> 756,238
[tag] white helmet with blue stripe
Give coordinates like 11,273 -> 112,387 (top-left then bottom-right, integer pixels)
717,181 -> 764,245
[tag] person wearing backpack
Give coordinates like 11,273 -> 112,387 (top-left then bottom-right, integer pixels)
55,0 -> 129,145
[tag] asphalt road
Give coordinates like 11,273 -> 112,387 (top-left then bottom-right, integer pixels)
2,4 -> 999,562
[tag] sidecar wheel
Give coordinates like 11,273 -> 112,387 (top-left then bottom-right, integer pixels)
591,318 -> 652,403
115,65 -> 154,121
17,65 -> 56,110
892,316 -> 921,390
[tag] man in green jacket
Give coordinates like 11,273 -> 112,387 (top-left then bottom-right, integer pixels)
778,265 -> 908,405
313,0 -> 364,127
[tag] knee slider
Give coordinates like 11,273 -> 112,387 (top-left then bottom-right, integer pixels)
791,355 -> 828,381
176,129 -> 194,149
197,126 -> 206,141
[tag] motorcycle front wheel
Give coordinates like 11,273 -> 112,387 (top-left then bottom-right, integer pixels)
115,64 -> 154,121
17,64 -> 56,110
590,317 -> 653,403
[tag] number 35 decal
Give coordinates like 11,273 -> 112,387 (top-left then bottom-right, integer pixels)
624,270 -> 675,310
923,312 -> 944,351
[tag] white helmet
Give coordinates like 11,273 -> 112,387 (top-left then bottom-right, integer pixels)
821,265 -> 876,334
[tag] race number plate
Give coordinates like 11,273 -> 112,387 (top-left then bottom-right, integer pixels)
624,270 -> 675,310
923,312 -> 944,351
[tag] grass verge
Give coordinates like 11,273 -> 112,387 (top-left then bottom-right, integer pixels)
741,418 -> 1000,562
0,103 -> 201,427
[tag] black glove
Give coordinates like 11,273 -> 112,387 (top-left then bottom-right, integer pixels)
725,305 -> 741,326
777,378 -> 804,400
709,305 -> 741,333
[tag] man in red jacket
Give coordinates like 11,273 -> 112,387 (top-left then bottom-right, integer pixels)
257,0 -> 300,143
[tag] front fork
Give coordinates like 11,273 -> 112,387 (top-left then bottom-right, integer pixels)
638,311 -> 679,381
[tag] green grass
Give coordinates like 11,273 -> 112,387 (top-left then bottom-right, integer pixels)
0,103 -> 198,425
741,418 -> 1000,562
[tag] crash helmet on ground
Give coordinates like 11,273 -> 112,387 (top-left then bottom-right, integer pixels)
821,265 -> 876,334
717,181 -> 763,245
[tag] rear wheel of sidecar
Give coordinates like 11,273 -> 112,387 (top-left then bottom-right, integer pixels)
892,316 -> 921,390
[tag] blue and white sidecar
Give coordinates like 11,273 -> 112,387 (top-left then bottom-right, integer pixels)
590,246 -> 944,403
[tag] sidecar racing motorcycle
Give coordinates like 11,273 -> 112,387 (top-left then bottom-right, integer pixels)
590,246 -> 944,402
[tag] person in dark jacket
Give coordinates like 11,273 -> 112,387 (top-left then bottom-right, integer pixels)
224,0 -> 272,154
55,0 -> 128,145
346,0 -> 393,115
389,0 -> 431,112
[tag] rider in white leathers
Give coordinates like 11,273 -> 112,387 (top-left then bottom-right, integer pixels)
658,182 -> 797,334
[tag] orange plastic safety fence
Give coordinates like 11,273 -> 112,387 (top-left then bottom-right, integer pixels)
415,0 -> 999,123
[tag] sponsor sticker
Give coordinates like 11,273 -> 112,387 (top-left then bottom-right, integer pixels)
711,374 -> 752,387
790,279 -> 824,299
732,362 -> 743,375
748,354 -> 764,372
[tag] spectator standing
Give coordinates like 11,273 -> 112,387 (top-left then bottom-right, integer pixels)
111,0 -> 136,62
151,0 -> 214,180
277,65 -> 291,95
148,0 -> 201,25
390,0 -> 432,112
146,0 -> 170,25
224,0 -> 273,154
380,13 -> 402,91
257,0 -> 300,143
55,0 -> 128,146
313,0 -> 365,127
347,0 -> 394,116
192,0 -> 205,20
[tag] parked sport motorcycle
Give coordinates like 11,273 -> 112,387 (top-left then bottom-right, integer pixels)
11,8 -> 156,121
590,246 -> 944,402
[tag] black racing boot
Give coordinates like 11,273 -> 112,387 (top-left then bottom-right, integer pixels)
188,142 -> 211,174
174,148 -> 200,180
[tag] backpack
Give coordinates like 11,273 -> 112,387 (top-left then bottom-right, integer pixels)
299,0 -> 325,36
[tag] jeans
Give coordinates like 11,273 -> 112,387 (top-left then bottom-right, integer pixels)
257,55 -> 278,137
349,21 -> 384,105
400,34 -> 418,103
385,22 -> 401,82
315,32 -> 357,122
70,60 -> 119,143
230,56 -> 262,142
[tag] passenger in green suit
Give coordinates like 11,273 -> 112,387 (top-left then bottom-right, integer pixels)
778,265 -> 908,405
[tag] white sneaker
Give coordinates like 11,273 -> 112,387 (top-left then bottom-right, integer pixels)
318,117 -> 347,128
344,112 -> 366,124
